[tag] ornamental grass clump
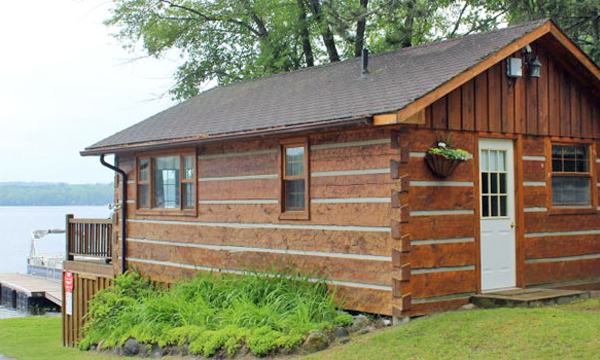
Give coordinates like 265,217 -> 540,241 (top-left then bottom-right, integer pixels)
79,270 -> 353,356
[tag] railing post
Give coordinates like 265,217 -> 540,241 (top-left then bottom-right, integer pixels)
65,214 -> 74,261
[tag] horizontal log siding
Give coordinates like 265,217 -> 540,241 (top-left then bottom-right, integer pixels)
392,128 -> 478,316
520,137 -> 600,286
121,127 -> 396,315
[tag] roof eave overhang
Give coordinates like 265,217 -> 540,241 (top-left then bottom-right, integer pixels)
81,115 -> 373,156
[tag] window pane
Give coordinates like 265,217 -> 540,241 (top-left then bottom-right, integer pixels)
500,196 -> 507,217
490,173 -> 498,194
499,173 -> 507,194
183,156 -> 195,180
139,159 -> 149,182
138,184 -> 150,208
490,151 -> 498,171
481,173 -> 489,194
498,151 -> 506,171
491,196 -> 499,217
285,147 -> 304,176
482,196 -> 489,217
285,179 -> 305,210
552,176 -> 590,206
552,145 -> 589,173
153,156 -> 180,209
183,183 -> 195,209
480,150 -> 488,171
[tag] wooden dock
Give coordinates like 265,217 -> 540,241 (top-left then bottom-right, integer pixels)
0,273 -> 61,310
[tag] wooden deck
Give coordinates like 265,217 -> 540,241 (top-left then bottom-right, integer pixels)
470,288 -> 590,308
0,273 -> 61,307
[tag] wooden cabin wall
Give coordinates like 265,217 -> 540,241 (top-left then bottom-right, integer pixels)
117,127 -> 399,315
391,128 -> 477,317
394,39 -> 600,316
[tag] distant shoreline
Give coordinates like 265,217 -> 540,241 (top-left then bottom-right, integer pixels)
0,182 -> 113,206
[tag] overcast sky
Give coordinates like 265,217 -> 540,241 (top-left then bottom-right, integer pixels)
0,0 -> 184,184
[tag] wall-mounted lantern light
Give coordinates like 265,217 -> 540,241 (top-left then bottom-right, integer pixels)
529,57 -> 542,78
506,57 -> 523,78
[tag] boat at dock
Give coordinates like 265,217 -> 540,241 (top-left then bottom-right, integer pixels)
27,229 -> 65,282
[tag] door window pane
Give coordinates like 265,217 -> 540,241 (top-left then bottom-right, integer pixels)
153,156 -> 180,209
490,151 -> 498,171
480,150 -> 488,171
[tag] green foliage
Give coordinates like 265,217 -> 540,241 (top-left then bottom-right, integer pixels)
79,270 -> 352,356
0,182 -> 113,206
105,0 -> 600,102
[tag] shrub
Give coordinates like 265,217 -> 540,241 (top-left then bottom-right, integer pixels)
79,270 -> 353,356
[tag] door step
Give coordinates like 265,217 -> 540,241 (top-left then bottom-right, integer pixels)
470,288 -> 590,308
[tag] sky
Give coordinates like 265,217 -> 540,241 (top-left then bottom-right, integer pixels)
0,0 -> 184,184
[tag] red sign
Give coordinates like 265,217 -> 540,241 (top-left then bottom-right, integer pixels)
65,271 -> 74,293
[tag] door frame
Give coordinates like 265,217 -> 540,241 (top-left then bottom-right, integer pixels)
474,133 -> 525,294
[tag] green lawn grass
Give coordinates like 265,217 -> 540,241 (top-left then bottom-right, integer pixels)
0,299 -> 598,360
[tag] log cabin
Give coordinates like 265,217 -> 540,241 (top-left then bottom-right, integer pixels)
63,19 -> 600,345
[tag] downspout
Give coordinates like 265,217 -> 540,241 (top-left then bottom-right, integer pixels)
100,154 -> 127,274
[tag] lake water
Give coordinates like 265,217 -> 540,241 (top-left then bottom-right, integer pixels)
0,206 -> 111,274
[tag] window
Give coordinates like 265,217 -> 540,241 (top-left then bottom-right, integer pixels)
280,140 -> 309,219
480,149 -> 508,218
551,144 -> 591,207
137,153 -> 196,213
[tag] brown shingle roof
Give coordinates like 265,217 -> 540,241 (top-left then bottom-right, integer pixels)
85,20 -> 548,152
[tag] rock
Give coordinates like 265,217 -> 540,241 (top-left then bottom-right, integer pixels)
382,319 -> 392,327
333,327 -> 349,338
301,331 -> 329,353
233,345 -> 250,359
150,346 -> 166,358
351,314 -> 371,332
339,338 -> 350,344
392,316 -> 410,326
89,345 -> 97,351
461,303 -> 476,310
122,338 -> 141,356
356,326 -> 375,335
166,345 -> 188,356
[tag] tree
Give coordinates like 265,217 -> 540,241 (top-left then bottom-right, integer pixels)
500,0 -> 600,64
104,0 -> 599,101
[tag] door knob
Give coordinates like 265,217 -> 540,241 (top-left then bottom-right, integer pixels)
509,222 -> 516,228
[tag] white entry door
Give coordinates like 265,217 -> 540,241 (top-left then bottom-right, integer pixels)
479,138 -> 516,292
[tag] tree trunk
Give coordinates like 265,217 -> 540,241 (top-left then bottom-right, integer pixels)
306,0 -> 340,62
402,0 -> 415,48
297,0 -> 315,67
354,0 -> 369,57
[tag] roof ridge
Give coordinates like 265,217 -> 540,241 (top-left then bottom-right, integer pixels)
193,18 -> 550,97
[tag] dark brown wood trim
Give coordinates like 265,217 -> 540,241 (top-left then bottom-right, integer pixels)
278,138 -> 310,220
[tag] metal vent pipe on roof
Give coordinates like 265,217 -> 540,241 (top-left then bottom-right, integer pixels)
361,48 -> 369,76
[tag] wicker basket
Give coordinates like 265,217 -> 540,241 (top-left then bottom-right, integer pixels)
424,152 -> 463,178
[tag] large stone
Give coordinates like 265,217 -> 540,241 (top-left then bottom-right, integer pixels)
150,346 -> 166,358
122,338 -> 141,356
301,332 -> 329,353
333,327 -> 349,338
351,314 -> 371,332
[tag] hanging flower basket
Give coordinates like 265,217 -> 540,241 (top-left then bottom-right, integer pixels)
425,141 -> 471,178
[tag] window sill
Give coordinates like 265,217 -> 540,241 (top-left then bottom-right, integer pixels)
135,208 -> 197,217
279,211 -> 310,220
548,207 -> 598,216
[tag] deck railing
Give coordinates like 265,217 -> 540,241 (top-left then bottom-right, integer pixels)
65,215 -> 113,261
